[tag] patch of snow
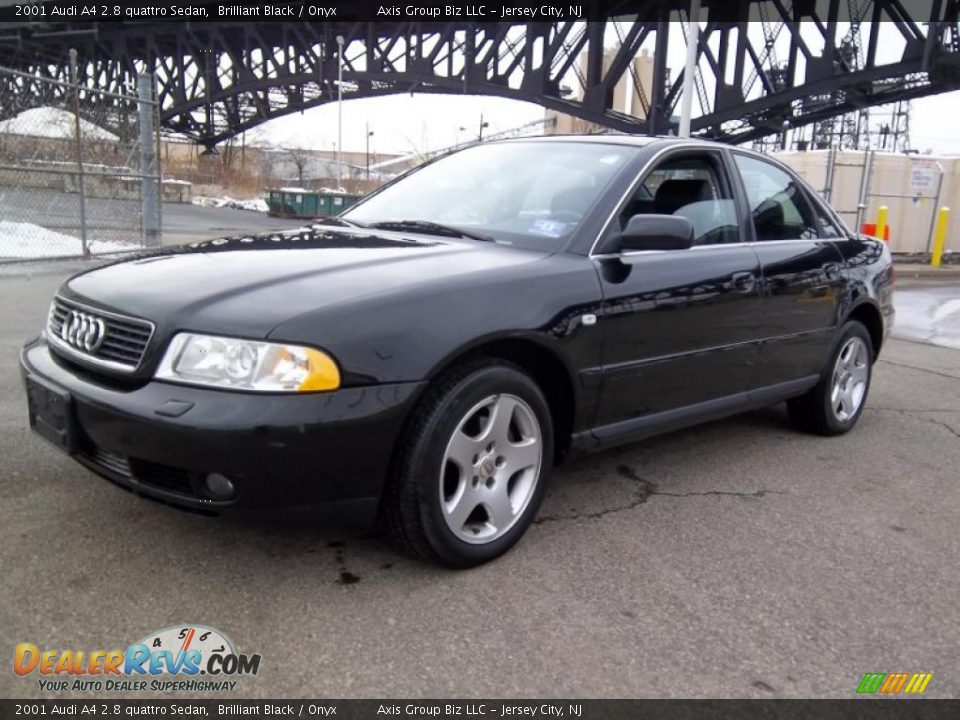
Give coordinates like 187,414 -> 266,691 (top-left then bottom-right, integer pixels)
192,195 -> 268,213
275,186 -> 350,194
160,130 -> 193,142
0,107 -> 118,142
234,197 -> 268,213
0,221 -> 135,258
22,159 -> 130,173
892,288 -> 960,351
116,175 -> 189,185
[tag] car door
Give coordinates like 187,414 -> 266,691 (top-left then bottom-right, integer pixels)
589,148 -> 764,439
731,153 -> 847,388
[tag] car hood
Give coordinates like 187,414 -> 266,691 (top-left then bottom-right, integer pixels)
63,226 -> 549,339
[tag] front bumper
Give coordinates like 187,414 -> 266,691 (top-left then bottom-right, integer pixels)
20,337 -> 424,515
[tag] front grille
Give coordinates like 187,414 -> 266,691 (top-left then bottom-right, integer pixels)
81,443 -> 197,498
48,296 -> 154,372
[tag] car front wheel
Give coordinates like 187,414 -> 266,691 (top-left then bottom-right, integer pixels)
385,360 -> 553,567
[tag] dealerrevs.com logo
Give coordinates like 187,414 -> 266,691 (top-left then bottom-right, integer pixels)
14,625 -> 261,693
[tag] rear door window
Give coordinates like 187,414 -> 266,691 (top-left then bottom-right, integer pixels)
810,202 -> 844,238
734,154 -> 821,241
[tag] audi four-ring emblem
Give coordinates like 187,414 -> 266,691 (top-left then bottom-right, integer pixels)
61,310 -> 107,352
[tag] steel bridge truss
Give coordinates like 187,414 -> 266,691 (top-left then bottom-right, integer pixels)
1,0 -> 959,147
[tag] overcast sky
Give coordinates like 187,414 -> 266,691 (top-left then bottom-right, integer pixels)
258,90 -> 960,157
254,21 -> 960,158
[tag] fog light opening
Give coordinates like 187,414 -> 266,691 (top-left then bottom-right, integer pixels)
204,472 -> 236,500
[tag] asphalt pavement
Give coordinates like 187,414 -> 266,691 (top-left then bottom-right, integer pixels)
0,264 -> 958,699
160,202 -> 306,245
0,189 -> 308,258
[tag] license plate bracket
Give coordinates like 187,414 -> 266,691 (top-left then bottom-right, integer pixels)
25,375 -> 77,454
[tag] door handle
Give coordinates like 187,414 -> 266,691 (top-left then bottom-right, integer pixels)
731,271 -> 756,294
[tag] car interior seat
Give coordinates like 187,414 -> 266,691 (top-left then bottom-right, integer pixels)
753,201 -> 786,240
653,179 -> 713,215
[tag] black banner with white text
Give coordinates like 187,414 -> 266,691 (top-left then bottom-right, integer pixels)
0,0 -> 946,23
3,700 -> 960,720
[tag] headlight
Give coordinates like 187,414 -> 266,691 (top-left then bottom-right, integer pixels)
155,333 -> 340,393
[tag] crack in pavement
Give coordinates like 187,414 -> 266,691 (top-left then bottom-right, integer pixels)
931,419 -> 960,441
873,406 -> 958,413
879,359 -> 960,381
534,464 -> 779,525
873,407 -> 960,440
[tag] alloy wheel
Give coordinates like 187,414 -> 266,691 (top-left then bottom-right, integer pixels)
831,336 -> 869,422
439,393 -> 543,544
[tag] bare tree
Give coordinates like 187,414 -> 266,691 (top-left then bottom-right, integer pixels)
220,136 -> 236,173
285,147 -> 310,186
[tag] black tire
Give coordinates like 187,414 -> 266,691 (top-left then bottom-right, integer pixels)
787,320 -> 874,436
385,359 -> 553,568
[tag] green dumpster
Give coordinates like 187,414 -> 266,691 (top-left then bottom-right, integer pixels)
317,191 -> 361,217
267,188 -> 361,219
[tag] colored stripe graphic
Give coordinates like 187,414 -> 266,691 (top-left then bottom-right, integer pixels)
857,673 -> 886,694
857,672 -> 932,694
880,673 -> 909,693
904,673 -> 933,694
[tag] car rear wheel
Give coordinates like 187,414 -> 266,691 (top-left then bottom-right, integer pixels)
385,360 -> 553,567
787,320 -> 874,436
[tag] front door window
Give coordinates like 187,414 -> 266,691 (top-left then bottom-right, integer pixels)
619,154 -> 740,246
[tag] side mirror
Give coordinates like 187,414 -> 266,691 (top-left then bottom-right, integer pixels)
598,214 -> 695,254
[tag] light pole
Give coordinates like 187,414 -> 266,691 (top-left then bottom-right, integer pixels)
478,113 -> 489,141
678,0 -> 701,138
365,124 -> 374,181
336,34 -> 344,189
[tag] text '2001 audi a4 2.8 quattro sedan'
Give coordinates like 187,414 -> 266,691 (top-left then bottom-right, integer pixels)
21,137 -> 894,567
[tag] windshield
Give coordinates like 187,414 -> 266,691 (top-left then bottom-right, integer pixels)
344,142 -> 637,250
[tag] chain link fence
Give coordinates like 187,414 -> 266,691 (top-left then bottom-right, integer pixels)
0,54 -> 161,261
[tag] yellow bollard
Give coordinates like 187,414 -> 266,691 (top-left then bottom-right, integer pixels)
876,205 -> 888,242
931,207 -> 950,269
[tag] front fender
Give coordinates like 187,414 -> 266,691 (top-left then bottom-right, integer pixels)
267,253 -> 605,387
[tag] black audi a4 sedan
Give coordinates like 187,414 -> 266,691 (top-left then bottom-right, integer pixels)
21,136 -> 894,566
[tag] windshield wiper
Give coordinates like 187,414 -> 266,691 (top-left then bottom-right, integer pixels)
367,219 -> 494,243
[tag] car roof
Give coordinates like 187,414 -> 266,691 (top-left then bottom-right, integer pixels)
499,134 -> 727,150
497,133 -> 786,165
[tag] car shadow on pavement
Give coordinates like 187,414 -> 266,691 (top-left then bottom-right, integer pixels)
190,403 -> 800,583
